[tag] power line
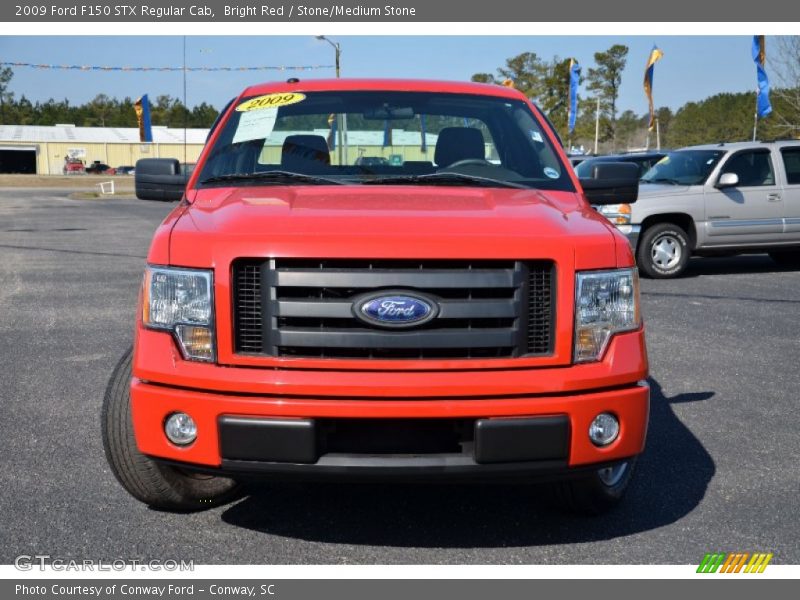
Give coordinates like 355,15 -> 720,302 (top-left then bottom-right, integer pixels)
1,61 -> 334,72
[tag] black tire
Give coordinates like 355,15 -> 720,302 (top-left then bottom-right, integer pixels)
769,250 -> 800,269
549,458 -> 637,515
637,222 -> 691,278
101,348 -> 242,511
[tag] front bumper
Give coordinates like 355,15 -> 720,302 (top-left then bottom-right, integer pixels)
131,326 -> 649,479
131,381 -> 649,479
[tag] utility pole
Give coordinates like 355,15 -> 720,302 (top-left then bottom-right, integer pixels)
594,97 -> 600,155
316,36 -> 347,165
656,117 -> 661,151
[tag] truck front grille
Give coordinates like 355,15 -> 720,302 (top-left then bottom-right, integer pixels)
232,259 -> 554,359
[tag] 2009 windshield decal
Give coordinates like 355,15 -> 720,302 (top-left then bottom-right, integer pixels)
236,93 -> 306,112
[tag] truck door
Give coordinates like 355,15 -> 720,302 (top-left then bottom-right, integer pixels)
704,148 -> 784,245
779,145 -> 800,242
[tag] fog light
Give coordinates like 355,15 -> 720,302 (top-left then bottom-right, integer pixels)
589,413 -> 619,446
164,412 -> 197,446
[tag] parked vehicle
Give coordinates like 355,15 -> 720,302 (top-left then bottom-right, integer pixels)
104,79 -> 648,515
355,156 -> 390,166
85,161 -> 115,175
115,165 -> 135,175
594,141 -> 800,278
62,157 -> 85,175
575,151 -> 666,179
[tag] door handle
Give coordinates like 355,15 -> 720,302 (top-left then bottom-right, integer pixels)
767,193 -> 782,202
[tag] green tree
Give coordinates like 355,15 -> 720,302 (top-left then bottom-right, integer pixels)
88,94 -> 113,127
470,73 -> 496,85
0,67 -> 14,122
586,44 -> 629,151
654,106 -> 673,147
495,52 -> 547,98
668,93 -> 753,146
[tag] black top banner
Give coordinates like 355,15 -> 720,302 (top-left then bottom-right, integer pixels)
4,0 -> 800,21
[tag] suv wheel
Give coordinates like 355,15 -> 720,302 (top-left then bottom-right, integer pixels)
101,348 -> 242,511
637,223 -> 691,278
549,458 -> 637,515
769,250 -> 800,269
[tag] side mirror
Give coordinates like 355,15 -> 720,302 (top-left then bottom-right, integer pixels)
579,161 -> 639,205
134,158 -> 187,201
716,172 -> 739,188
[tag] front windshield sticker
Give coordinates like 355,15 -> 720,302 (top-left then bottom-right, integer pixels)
530,130 -> 543,142
236,92 -> 306,112
543,167 -> 560,179
232,108 -> 277,144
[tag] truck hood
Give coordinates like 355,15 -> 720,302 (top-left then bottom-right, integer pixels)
168,185 -> 620,270
637,182 -> 693,196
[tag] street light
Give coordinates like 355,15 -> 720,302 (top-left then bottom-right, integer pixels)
315,35 -> 347,164
315,35 -> 341,78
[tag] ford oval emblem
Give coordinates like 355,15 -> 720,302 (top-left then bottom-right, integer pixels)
354,292 -> 439,328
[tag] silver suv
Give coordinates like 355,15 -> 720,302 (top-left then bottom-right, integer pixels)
595,141 -> 800,278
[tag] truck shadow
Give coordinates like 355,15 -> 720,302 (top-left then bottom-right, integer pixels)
220,377 -> 715,548
682,254 -> 795,277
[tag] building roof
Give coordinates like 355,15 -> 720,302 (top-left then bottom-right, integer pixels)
0,124 -> 209,144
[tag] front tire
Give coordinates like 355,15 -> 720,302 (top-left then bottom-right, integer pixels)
101,348 -> 242,511
549,458 -> 637,515
637,222 -> 691,278
769,250 -> 800,269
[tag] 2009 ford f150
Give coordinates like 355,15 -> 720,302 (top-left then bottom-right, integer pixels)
102,79 -> 649,515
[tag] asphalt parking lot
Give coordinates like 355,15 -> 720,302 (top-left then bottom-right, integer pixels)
0,188 -> 798,565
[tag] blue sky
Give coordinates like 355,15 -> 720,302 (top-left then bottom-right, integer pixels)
0,36 -> 766,115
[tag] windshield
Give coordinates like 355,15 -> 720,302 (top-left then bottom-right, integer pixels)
641,150 -> 725,186
196,90 -> 574,191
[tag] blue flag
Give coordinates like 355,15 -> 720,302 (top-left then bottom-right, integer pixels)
383,119 -> 392,147
134,95 -> 153,143
568,59 -> 581,135
752,36 -> 772,119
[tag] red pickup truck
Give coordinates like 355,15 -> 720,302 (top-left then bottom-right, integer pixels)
103,79 -> 649,515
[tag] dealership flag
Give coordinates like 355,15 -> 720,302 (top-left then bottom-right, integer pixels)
752,36 -> 773,119
326,113 -> 337,150
383,119 -> 393,147
643,46 -> 664,131
568,59 -> 581,135
133,95 -> 153,143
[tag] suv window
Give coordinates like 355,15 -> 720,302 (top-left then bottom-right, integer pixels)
721,151 -> 775,187
780,147 -> 800,185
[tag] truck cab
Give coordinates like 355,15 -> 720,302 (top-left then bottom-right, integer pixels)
103,79 -> 648,515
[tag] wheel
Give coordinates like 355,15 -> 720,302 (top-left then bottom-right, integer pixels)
549,458 -> 637,515
101,348 -> 242,511
769,250 -> 800,268
637,222 -> 691,278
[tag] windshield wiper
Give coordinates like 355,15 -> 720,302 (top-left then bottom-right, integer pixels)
362,172 -> 528,189
642,177 -> 681,186
200,170 -> 344,186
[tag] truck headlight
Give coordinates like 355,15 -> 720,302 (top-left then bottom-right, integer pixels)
574,268 -> 640,363
143,266 -> 215,362
598,203 -> 632,225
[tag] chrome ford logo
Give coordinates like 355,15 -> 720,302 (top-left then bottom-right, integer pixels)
354,292 -> 438,328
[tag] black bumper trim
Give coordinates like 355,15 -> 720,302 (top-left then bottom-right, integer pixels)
218,414 -> 570,466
